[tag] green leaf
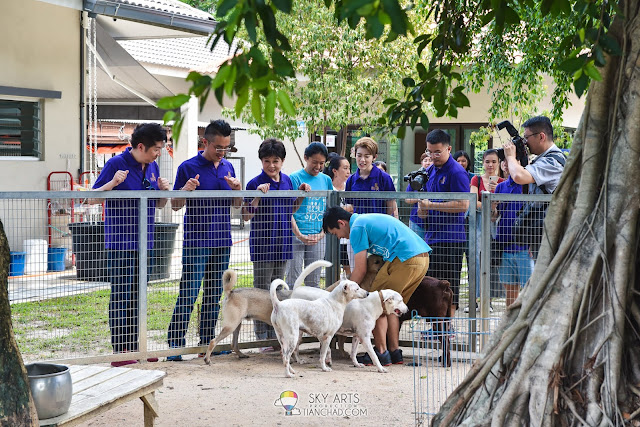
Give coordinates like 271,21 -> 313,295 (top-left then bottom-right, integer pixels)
503,6 -> 520,26
172,116 -> 185,146
397,125 -> 406,139
251,92 -> 263,124
451,89 -> 470,108
162,110 -> 176,124
599,34 -> 622,56
574,73 -> 590,98
583,61 -> 602,81
216,0 -> 237,18
245,14 -> 257,42
265,90 -> 276,125
593,46 -> 606,67
402,77 -> 416,88
558,57 -> 585,74
235,89 -> 249,117
277,90 -> 296,116
417,63 -> 427,80
365,14 -> 384,39
381,0 -> 408,35
577,28 -> 585,43
447,104 -> 458,118
272,51 -> 295,77
383,98 -> 399,105
211,64 -> 233,89
224,64 -> 237,96
420,113 -> 429,130
272,0 -> 292,13
157,94 -> 190,110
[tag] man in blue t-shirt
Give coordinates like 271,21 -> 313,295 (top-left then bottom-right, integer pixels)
323,207 -> 431,366
166,120 -> 242,359
92,123 -> 170,366
416,129 -> 470,318
285,142 -> 333,287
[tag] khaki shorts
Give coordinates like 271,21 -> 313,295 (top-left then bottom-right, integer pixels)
370,254 -> 429,303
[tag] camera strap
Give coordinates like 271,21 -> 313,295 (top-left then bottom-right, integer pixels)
530,150 -> 567,194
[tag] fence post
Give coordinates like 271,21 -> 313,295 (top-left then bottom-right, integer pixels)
480,192 -> 492,347
325,191 -> 341,285
138,196 -> 148,358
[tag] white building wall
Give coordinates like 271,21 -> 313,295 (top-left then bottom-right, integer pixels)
0,0 -> 82,191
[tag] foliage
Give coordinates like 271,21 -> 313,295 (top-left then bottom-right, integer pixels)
221,0 -> 419,140
182,0 -> 216,13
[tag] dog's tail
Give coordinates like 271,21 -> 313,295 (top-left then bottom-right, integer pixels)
293,260 -> 332,289
222,269 -> 238,296
270,278 -> 288,312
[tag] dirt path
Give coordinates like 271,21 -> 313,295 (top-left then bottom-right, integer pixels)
79,345 -> 421,427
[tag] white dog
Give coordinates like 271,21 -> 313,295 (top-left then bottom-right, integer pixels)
290,260 -> 333,301
337,289 -> 408,373
270,278 -> 368,378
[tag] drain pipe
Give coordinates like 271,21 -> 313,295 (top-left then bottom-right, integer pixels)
79,12 -> 88,176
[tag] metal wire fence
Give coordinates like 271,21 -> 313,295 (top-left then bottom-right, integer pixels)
410,316 -> 503,425
3,190 -> 550,365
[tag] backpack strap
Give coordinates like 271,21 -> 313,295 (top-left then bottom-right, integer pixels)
534,150 -> 566,194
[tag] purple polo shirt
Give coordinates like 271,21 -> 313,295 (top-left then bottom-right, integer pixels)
174,152 -> 236,248
345,166 -> 396,214
244,171 -> 296,262
406,185 -> 426,228
422,155 -> 469,244
494,177 -> 527,252
93,147 -> 159,251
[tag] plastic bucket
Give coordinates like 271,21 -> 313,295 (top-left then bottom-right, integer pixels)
9,251 -> 27,276
47,247 -> 68,272
24,239 -> 48,274
68,222 -> 107,280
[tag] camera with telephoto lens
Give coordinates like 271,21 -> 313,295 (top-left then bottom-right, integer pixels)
496,120 -> 529,167
403,169 -> 430,191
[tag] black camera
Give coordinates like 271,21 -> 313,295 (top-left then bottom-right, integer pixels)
403,169 -> 430,191
496,120 -> 529,167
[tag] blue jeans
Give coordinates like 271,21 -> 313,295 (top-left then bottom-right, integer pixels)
167,246 -> 231,348
108,250 -> 151,353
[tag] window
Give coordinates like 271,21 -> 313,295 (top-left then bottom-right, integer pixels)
0,99 -> 42,158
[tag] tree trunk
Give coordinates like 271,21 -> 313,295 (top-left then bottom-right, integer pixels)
433,1 -> 640,425
0,219 -> 38,426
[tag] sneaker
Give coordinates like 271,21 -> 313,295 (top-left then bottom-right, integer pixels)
356,348 -> 391,366
110,360 -> 137,367
389,349 -> 403,364
166,355 -> 183,362
489,304 -> 494,313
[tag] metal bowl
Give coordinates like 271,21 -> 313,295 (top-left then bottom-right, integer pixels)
26,363 -> 73,419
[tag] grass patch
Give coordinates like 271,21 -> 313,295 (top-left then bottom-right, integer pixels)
12,272 -> 259,358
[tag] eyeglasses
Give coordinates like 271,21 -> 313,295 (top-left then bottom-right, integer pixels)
426,151 -> 444,158
215,147 -> 232,153
142,177 -> 155,190
523,132 -> 540,141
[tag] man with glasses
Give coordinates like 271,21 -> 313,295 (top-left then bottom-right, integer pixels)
502,115 -> 566,259
92,123 -> 170,366
167,119 -> 242,360
417,129 -> 470,320
503,116 -> 565,196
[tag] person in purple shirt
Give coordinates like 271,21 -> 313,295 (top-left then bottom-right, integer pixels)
417,129 -> 470,318
92,123 -> 170,366
167,120 -> 242,360
243,139 -> 307,342
491,160 -> 533,307
345,137 -> 398,216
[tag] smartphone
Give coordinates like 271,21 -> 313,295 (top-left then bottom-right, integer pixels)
489,176 -> 499,184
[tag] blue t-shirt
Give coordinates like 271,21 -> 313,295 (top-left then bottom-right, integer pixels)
173,152 -> 236,248
422,156 -> 470,244
345,166 -> 396,214
494,177 -> 527,252
349,213 -> 431,262
290,169 -> 333,235
93,147 -> 159,251
245,171 -> 296,262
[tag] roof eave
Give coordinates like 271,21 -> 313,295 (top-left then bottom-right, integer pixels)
83,0 -> 217,36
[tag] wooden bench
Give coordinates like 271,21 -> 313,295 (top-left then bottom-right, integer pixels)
39,365 -> 166,427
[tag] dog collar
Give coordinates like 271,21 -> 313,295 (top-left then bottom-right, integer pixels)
379,291 -> 387,316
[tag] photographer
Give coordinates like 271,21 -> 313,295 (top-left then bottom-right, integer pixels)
502,116 -> 566,259
503,116 -> 565,195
